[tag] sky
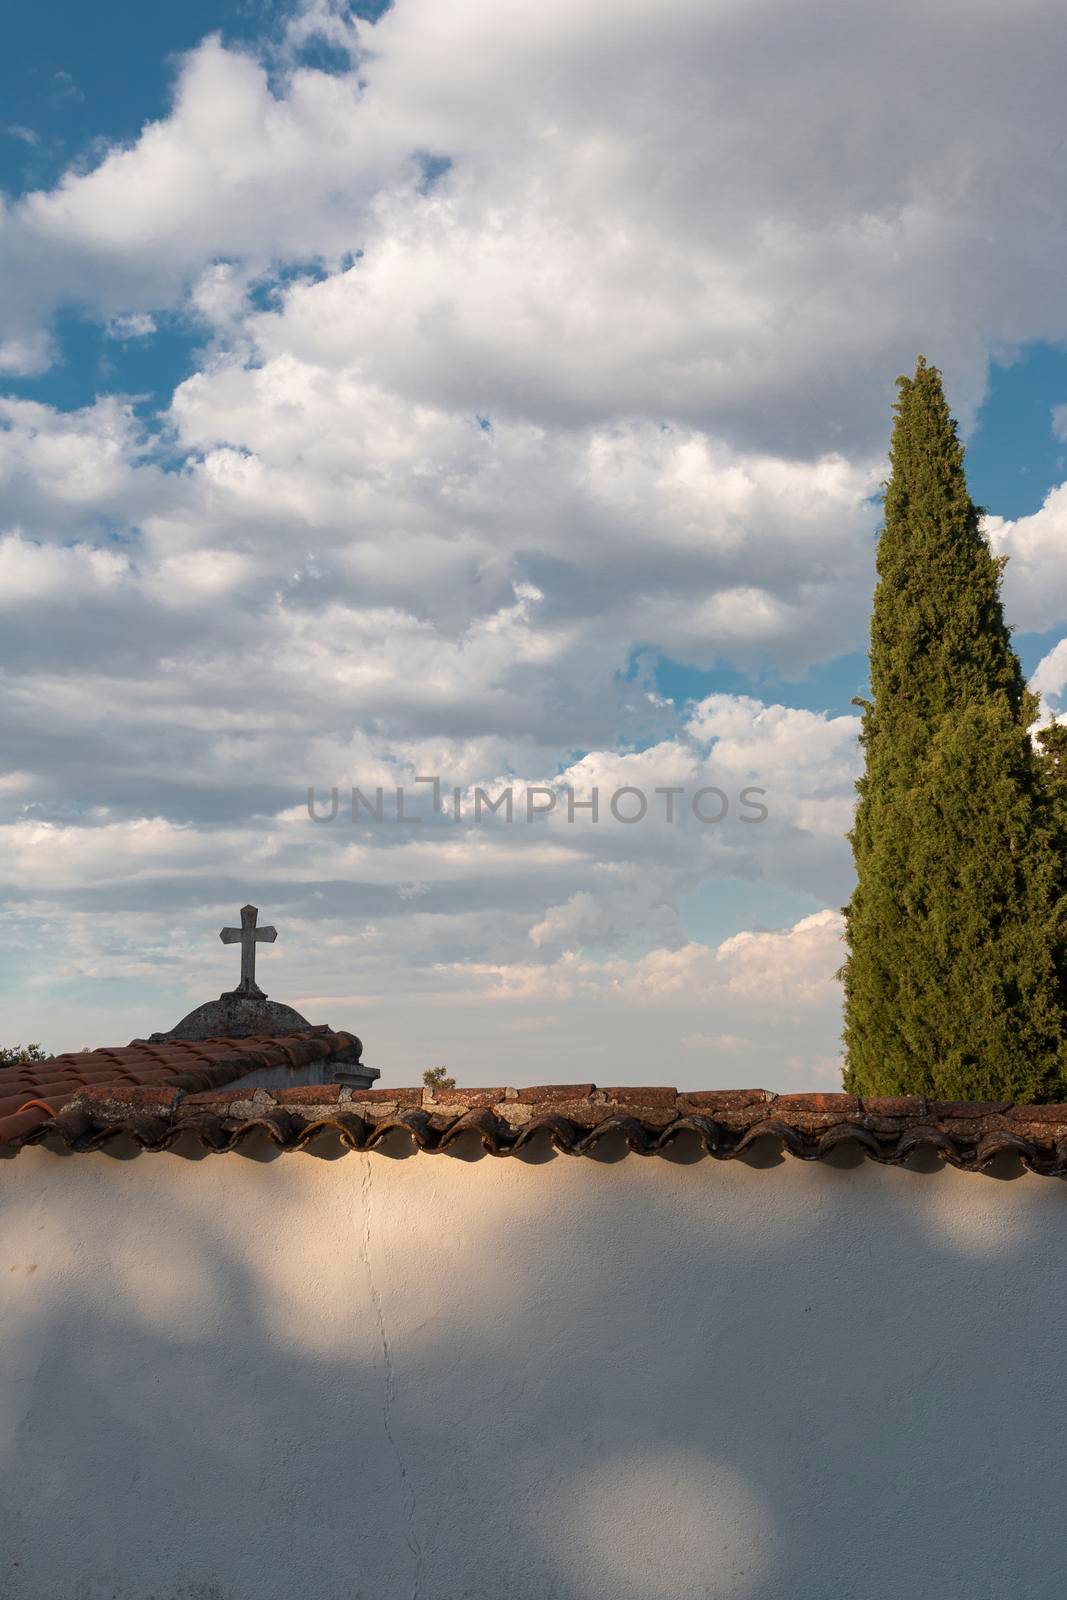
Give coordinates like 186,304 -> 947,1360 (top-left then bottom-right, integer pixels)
2,0 -> 1067,1086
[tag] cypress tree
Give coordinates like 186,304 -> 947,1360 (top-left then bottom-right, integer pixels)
842,357 -> 1067,1101
1036,722 -> 1067,846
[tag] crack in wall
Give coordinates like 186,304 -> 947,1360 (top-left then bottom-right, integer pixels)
359,1152 -> 424,1600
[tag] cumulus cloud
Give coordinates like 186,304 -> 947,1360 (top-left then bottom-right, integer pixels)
414,911 -> 846,1087
6,0 -> 1067,455
985,489 -> 1067,634
2,0 -> 1067,1079
1031,639 -> 1067,710
0,533 -> 128,606
0,669 -> 857,1082
106,312 -> 157,341
3,39 -> 400,329
0,396 -> 168,533
0,328 -> 54,378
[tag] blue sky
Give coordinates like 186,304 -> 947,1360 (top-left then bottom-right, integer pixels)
1,0 -> 395,195
2,3 -> 279,198
658,343 -> 1067,718
2,0 -> 1067,1082
5,0 -> 1065,717
2,2 -> 331,417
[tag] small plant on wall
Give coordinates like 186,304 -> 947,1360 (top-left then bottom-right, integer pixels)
0,1043 -> 50,1067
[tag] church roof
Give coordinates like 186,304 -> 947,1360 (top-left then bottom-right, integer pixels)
6,1078 -> 1067,1173
0,1030 -> 359,1146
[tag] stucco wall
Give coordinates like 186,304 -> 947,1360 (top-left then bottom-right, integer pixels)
2,1136 -> 1065,1599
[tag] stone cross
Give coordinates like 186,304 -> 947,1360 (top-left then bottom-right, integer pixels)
219,904 -> 277,997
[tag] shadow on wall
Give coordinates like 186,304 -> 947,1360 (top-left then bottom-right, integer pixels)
1,1132 -> 1066,1600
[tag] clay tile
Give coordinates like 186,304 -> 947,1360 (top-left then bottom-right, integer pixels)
927,1100 -> 1011,1120
183,1089 -> 252,1107
426,1087 -> 508,1108
603,1086 -> 679,1106
776,1093 -> 862,1115
518,1084 -> 596,1104
677,1089 -> 773,1111
1007,1104 -> 1067,1124
2,1081 -> 74,1111
295,1040 -> 325,1064
0,1105 -> 55,1143
172,1079 -> 201,1097
348,1088 -> 423,1108
860,1096 -> 926,1116
78,1086 -> 183,1110
272,1085 -> 345,1106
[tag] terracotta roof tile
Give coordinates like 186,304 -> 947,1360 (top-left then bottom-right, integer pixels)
517,1083 -> 596,1103
427,1087 -> 510,1110
0,1105 -> 64,1143
777,1092 -> 862,1114
6,1079 -> 1067,1173
603,1085 -> 679,1106
1008,1103 -> 1067,1122
0,1032 -> 358,1146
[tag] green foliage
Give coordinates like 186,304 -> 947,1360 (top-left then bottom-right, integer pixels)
843,358 -> 1067,1100
422,1065 -> 457,1091
0,1043 -> 50,1067
1036,721 -> 1067,841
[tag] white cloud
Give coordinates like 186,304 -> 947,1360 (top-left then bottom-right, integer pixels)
985,490 -> 1067,634
0,771 -> 36,796
3,0 -> 1067,1079
0,329 -> 54,377
1,0 -> 1066,458
106,312 -> 157,340
681,1032 -> 750,1053
686,696 -> 862,838
715,910 -> 845,1002
0,396 -> 167,534
0,532 -> 128,606
1031,638 -> 1067,708
8,39 -> 398,312
546,922 -> 840,1016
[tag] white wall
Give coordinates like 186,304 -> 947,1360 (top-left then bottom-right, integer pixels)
2,1136 -> 1066,1600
